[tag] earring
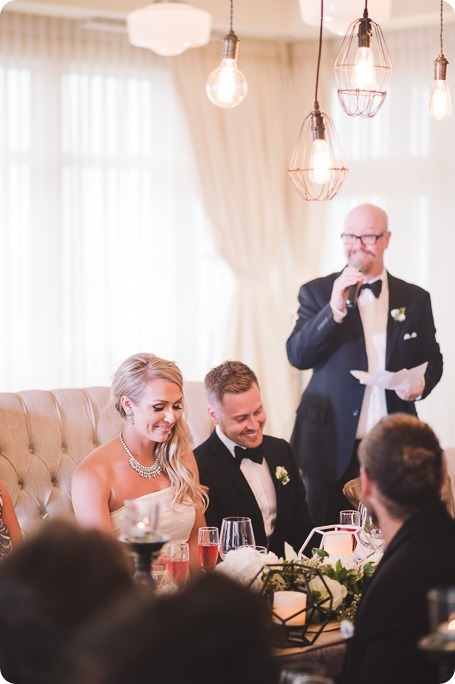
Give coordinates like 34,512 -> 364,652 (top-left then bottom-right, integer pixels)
125,411 -> 135,425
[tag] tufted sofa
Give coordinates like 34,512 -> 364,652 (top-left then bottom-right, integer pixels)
0,383 -> 212,538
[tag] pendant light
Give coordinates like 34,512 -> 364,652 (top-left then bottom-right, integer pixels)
429,0 -> 452,121
206,0 -> 247,109
288,0 -> 348,202
127,1 -> 212,57
334,0 -> 393,118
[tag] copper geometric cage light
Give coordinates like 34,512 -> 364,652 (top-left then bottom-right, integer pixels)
288,0 -> 348,202
334,0 -> 393,118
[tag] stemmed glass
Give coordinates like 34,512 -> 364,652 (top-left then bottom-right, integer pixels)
197,527 -> 219,572
219,517 -> 255,559
369,528 -> 385,552
165,542 -> 190,587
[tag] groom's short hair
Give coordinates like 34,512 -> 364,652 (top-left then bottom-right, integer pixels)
204,360 -> 259,407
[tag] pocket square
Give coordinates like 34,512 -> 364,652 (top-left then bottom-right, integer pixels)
403,332 -> 417,340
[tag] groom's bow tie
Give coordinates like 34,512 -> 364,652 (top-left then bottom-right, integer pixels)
359,280 -> 382,298
234,445 -> 264,465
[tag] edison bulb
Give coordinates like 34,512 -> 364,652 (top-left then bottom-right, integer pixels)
429,79 -> 452,121
351,46 -> 376,90
206,58 -> 248,109
309,138 -> 332,185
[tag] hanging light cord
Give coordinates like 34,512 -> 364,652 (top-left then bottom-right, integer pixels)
314,0 -> 324,108
439,0 -> 444,55
229,0 -> 234,34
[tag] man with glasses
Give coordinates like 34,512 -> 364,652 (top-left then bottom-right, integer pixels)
286,203 -> 443,526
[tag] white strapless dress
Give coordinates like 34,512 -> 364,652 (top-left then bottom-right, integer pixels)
111,488 -> 196,545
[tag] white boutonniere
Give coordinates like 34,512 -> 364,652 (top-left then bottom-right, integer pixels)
391,307 -> 406,322
275,466 -> 290,486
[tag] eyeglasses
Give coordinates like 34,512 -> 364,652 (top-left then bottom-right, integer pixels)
341,232 -> 386,246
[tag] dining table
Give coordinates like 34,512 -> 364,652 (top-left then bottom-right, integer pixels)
274,622 -> 346,679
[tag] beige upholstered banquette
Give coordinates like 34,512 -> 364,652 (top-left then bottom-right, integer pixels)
0,383 -> 212,538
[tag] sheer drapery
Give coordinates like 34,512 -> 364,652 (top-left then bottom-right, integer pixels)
171,40 -> 300,437
0,12 -> 220,390
0,12 -> 454,446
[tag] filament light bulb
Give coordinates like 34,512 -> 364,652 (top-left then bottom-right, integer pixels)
206,58 -> 247,108
351,46 -> 376,90
309,138 -> 332,185
429,79 -> 452,120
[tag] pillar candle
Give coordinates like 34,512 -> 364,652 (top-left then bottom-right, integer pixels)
323,531 -> 353,556
273,590 -> 307,627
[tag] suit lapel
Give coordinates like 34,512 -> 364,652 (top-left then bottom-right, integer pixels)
208,432 -> 263,514
386,272 -> 406,367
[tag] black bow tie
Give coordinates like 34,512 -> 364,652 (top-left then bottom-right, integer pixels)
234,445 -> 264,465
360,280 -> 382,298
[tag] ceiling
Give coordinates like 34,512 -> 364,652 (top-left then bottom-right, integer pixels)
4,0 -> 455,41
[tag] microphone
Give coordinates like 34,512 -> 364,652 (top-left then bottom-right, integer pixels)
346,262 -> 363,310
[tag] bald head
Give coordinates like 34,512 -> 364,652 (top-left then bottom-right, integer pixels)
344,204 -> 388,233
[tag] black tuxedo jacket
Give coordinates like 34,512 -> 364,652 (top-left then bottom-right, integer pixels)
287,271 -> 443,481
194,431 -> 314,558
340,503 -> 455,684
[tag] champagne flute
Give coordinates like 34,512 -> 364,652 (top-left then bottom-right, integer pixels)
165,542 -> 190,587
219,517 -> 255,559
198,527 -> 219,572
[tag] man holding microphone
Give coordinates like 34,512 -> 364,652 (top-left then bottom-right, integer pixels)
286,203 -> 443,526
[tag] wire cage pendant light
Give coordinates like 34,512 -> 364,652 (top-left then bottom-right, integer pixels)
288,0 -> 348,202
334,0 -> 393,118
429,0 -> 452,121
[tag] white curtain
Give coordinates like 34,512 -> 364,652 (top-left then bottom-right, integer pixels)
0,12 -> 454,447
0,12 -> 218,390
171,40 -> 300,437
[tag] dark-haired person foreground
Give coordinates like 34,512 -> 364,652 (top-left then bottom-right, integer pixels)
194,360 -> 313,558
339,414 -> 455,684
0,520 -> 139,684
70,572 -> 278,684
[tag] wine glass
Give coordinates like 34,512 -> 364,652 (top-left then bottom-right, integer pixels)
339,510 -> 361,527
369,528 -> 385,552
198,527 -> 219,572
165,542 -> 190,587
219,517 -> 255,559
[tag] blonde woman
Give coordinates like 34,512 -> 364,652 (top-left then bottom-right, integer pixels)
71,353 -> 207,569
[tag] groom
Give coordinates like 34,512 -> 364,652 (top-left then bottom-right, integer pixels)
194,360 -> 314,558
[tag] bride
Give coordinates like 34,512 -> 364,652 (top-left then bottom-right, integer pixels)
71,353 -> 208,570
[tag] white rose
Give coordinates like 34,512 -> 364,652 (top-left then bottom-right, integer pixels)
216,547 -> 265,587
309,575 -> 348,611
322,555 -> 358,571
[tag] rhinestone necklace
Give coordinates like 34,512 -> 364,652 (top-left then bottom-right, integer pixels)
119,432 -> 162,479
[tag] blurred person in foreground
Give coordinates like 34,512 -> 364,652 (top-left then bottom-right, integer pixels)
194,360 -> 313,558
0,519 -> 138,684
70,571 -> 278,684
339,413 -> 455,684
72,352 -> 207,569
287,204 -> 443,526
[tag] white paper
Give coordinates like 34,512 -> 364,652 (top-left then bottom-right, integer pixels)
350,362 -> 428,391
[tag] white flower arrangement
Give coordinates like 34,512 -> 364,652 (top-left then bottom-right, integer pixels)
275,466 -> 290,486
216,546 -> 280,588
391,307 -> 406,322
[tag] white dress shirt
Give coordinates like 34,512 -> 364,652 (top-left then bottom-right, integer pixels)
215,425 -> 277,538
356,270 -> 389,438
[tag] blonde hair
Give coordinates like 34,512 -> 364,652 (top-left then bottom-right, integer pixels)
111,353 -> 207,510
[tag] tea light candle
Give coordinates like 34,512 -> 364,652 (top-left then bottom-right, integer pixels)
323,531 -> 353,556
130,520 -> 150,538
437,618 -> 455,640
273,590 -> 307,627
